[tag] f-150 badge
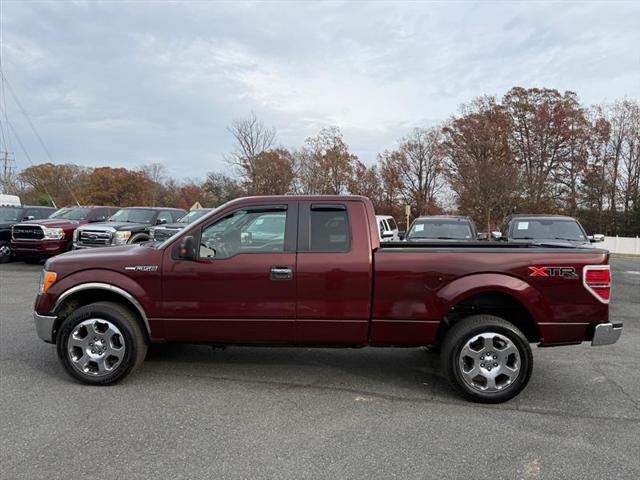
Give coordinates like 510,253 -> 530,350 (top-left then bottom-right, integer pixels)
124,265 -> 159,272
528,266 -> 578,278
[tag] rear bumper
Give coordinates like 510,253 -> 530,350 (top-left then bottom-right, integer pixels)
591,322 -> 623,346
11,239 -> 68,256
34,311 -> 57,343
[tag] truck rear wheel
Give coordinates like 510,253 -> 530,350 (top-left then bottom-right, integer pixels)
440,315 -> 532,403
56,301 -> 147,385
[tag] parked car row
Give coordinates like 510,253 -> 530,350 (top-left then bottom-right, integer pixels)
1,200 -> 607,264
0,202 -> 198,263
377,213 -> 604,248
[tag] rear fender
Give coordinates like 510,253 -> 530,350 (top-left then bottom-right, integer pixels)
433,273 -> 549,326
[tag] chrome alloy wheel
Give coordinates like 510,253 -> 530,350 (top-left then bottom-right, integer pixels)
67,319 -> 126,376
0,243 -> 11,258
458,332 -> 521,393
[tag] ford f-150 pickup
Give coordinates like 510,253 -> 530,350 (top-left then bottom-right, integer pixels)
33,196 -> 621,403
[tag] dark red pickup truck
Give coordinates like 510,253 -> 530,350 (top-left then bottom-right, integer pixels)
33,196 -> 621,402
12,206 -> 117,260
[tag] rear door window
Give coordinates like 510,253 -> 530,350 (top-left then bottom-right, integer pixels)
307,205 -> 351,252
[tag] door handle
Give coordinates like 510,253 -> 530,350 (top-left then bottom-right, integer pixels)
270,266 -> 293,280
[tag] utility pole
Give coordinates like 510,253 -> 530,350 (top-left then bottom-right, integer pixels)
0,149 -> 15,193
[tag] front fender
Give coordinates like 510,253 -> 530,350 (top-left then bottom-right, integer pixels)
432,273 -> 550,325
38,268 -> 161,319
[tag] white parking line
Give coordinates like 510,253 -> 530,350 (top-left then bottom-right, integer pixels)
621,270 -> 640,275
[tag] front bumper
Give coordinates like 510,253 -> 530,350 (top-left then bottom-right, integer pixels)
12,239 -> 68,256
591,322 -> 623,346
34,312 -> 57,343
72,242 -> 114,250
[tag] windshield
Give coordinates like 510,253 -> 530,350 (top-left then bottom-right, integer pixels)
0,207 -> 22,222
49,207 -> 92,220
108,208 -> 156,224
178,209 -> 210,224
511,219 -> 587,241
408,219 -> 473,240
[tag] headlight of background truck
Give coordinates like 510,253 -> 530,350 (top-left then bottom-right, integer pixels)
113,231 -> 132,245
149,227 -> 156,240
42,228 -> 65,240
73,229 -> 79,242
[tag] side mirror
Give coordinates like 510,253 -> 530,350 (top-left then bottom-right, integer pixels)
24,215 -> 35,221
491,231 -> 503,240
381,230 -> 394,239
476,233 -> 488,240
589,234 -> 605,243
178,236 -> 196,260
157,218 -> 167,225
90,216 -> 106,223
398,231 -> 406,241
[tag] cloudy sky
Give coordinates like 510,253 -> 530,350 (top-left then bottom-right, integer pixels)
1,0 -> 639,179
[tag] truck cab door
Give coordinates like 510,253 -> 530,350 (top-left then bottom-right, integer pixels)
295,201 -> 373,345
160,202 -> 298,343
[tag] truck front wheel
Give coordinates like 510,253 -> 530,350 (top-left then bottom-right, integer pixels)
56,301 -> 148,385
440,315 -> 533,403
0,241 -> 12,263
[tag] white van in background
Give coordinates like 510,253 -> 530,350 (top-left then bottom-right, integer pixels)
0,194 -> 21,207
376,215 -> 400,242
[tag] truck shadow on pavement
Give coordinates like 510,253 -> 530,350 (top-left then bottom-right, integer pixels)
143,343 -> 457,402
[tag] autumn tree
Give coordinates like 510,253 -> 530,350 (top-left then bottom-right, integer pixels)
18,163 -> 88,207
249,148 -> 296,195
296,126 -> 358,194
378,127 -> 444,217
503,87 -> 585,212
226,112 -> 277,189
347,161 -> 383,208
141,162 -> 167,207
79,167 -> 153,206
201,172 -> 244,206
442,97 -> 517,233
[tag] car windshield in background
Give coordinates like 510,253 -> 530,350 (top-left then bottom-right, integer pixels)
49,207 -> 92,220
511,219 -> 587,241
108,209 -> 155,224
408,219 -> 473,240
0,207 -> 22,222
178,210 -> 210,223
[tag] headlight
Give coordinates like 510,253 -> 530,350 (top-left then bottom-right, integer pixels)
73,229 -> 79,242
113,231 -> 132,245
43,227 -> 65,240
39,270 -> 57,293
149,228 -> 156,240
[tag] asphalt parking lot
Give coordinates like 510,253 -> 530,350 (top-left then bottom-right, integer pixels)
1,257 -> 639,479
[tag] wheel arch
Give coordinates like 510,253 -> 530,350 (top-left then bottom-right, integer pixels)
434,273 -> 547,344
51,283 -> 150,342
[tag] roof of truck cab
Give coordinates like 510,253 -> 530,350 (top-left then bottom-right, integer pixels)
233,195 -> 370,202
413,215 -> 473,221
507,214 -> 577,220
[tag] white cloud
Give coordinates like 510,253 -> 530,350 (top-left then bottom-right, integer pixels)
1,0 -> 639,179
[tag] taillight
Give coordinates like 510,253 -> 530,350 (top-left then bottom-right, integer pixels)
583,265 -> 611,303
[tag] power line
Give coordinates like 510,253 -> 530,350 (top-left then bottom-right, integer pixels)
0,70 -> 80,206
7,119 -> 57,208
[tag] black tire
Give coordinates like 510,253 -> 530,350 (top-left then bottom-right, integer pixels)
56,301 -> 148,385
440,315 -> 533,403
0,241 -> 12,263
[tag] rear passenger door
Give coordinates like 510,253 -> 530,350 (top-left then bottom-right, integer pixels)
295,201 -> 373,344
